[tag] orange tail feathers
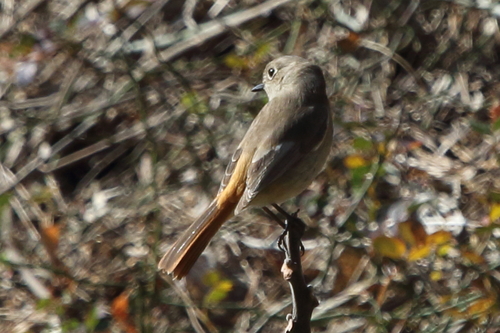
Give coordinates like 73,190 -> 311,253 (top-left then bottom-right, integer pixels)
158,199 -> 236,279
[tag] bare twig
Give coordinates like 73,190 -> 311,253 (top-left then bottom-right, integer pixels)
279,211 -> 318,333
40,107 -> 178,173
183,0 -> 199,30
207,0 -> 231,18
359,38 -> 427,92
0,116 -> 99,195
50,60 -> 83,117
163,275 -> 218,333
262,206 -> 286,229
0,0 -> 47,39
122,0 -> 292,58
106,0 -> 171,55
159,0 -> 293,62
335,160 -> 380,228
74,142 -> 133,193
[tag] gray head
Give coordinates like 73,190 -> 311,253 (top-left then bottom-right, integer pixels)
252,56 -> 327,101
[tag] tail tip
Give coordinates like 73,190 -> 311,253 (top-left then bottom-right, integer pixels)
158,259 -> 185,280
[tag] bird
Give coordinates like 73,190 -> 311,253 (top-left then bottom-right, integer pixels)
158,56 -> 333,279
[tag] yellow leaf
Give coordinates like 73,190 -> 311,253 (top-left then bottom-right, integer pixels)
408,245 -> 431,261
490,203 -> 500,222
217,280 -> 233,293
373,236 -> 406,259
437,244 -> 453,256
204,278 -> 233,304
224,54 -> 248,70
468,297 -> 496,316
445,308 -> 465,319
430,271 -> 442,281
462,251 -> 485,265
399,220 -> 427,246
343,154 -> 367,169
202,270 -> 234,304
202,271 -> 221,286
377,142 -> 386,155
427,230 -> 452,245
439,295 -> 452,304
254,43 -> 271,61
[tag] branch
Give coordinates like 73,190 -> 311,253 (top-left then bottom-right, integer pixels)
279,211 -> 318,333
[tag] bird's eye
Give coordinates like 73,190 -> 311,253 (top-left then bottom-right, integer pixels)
268,68 -> 276,78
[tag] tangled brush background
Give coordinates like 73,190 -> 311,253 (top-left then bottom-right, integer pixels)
1,0 -> 500,332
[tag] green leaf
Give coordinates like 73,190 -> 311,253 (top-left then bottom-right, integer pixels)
493,118 -> 500,132
353,137 -> 373,151
36,298 -> 52,310
12,34 -> 36,57
488,192 -> 500,203
62,318 -> 80,332
181,92 -> 208,114
85,306 -> 99,330
254,42 -> 271,60
0,192 -> 11,211
350,164 -> 371,191
470,119 -> 491,135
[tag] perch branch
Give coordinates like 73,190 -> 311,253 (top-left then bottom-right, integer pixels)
278,210 -> 318,333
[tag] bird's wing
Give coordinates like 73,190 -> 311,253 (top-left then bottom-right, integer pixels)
236,102 -> 330,212
218,147 -> 242,194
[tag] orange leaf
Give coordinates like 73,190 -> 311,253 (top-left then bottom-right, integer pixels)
338,31 -> 361,52
41,225 -> 60,248
373,236 -> 406,259
333,247 -> 364,294
40,225 -> 63,268
111,292 -> 129,323
406,141 -> 423,150
489,104 -> 500,122
462,251 -> 486,265
111,292 -> 137,333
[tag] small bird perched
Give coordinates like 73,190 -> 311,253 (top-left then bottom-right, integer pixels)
158,56 -> 333,279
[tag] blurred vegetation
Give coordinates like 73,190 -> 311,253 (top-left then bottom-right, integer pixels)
1,0 -> 500,332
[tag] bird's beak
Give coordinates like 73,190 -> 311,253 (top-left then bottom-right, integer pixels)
251,83 -> 264,92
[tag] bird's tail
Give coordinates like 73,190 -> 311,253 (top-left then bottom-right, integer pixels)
158,199 -> 236,279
